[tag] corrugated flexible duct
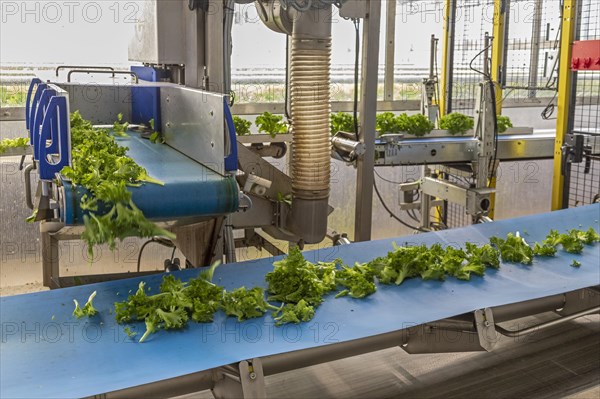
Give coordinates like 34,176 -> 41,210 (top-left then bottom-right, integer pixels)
287,6 -> 332,244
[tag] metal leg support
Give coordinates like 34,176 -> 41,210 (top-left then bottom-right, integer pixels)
41,222 -> 62,288
475,308 -> 498,351
213,358 -> 266,399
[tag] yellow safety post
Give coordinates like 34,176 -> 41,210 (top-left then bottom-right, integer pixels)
551,0 -> 577,210
488,0 -> 508,218
491,0 -> 506,113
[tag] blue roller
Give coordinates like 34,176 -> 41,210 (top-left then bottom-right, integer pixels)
1,205 -> 599,398
61,131 -> 239,224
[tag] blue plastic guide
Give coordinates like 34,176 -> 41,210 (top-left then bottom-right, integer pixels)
1,205 -> 599,398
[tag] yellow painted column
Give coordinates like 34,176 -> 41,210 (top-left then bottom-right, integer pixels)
551,0 -> 577,210
491,0 -> 506,113
488,0 -> 508,218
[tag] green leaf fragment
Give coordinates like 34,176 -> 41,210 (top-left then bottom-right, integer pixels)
73,291 -> 98,318
272,300 -> 315,326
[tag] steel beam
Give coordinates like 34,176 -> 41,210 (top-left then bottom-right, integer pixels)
354,0 -> 382,242
439,0 -> 456,116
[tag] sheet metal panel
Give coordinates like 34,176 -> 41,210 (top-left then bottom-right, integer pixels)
161,86 -> 226,174
1,205 -> 599,398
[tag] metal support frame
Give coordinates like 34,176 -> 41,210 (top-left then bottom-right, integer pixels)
552,0 -> 578,210
415,78 -> 498,230
421,35 -> 440,124
439,0 -> 456,116
421,176 -> 493,215
354,0 -> 382,242
212,358 -> 266,399
234,229 -> 285,257
93,286 -> 599,398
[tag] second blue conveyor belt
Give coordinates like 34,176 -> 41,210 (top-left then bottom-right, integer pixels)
1,205 -> 599,398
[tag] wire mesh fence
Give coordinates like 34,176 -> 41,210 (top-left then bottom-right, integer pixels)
567,0 -> 600,207
501,0 -> 562,103
448,0 -> 495,116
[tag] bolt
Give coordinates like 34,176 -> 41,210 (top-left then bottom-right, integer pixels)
484,320 -> 490,327
249,372 -> 256,380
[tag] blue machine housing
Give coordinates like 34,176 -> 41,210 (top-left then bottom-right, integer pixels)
130,66 -> 166,130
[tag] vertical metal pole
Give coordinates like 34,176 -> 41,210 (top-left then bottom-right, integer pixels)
384,0 -> 397,102
354,0 -> 382,242
483,33 -> 491,77
206,0 -> 225,93
439,0 -> 456,116
41,228 -> 60,288
429,34 -> 437,80
184,5 -> 205,88
491,0 -> 508,113
551,0 -> 577,210
420,166 -> 432,230
528,0 -> 544,99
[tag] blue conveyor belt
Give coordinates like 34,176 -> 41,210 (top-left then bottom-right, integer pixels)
1,205 -> 599,398
61,131 -> 238,224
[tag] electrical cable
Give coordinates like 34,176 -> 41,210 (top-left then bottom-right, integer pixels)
137,237 -> 176,273
374,168 -> 406,185
284,36 -> 291,120
487,80 -> 499,185
407,208 -> 420,223
538,13 -> 562,120
468,42 -> 493,81
352,18 -> 361,141
541,91 -> 558,120
373,179 -> 427,232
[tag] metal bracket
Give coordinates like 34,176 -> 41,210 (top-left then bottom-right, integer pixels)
213,358 -> 266,399
401,320 -> 484,354
474,308 -> 498,351
557,287 -> 600,316
561,133 -> 585,176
